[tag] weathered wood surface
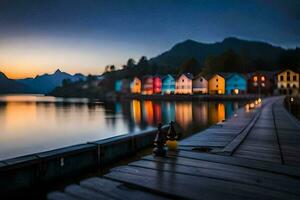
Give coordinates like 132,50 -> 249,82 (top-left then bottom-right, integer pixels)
48,96 -> 300,200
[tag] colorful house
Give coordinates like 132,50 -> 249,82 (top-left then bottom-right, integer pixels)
208,74 -> 225,94
115,80 -> 122,92
276,69 -> 299,95
162,74 -> 175,94
153,75 -> 162,94
121,79 -> 131,93
192,74 -> 208,94
225,73 -> 247,95
247,71 -> 274,95
131,77 -> 141,93
175,73 -> 193,94
142,76 -> 153,95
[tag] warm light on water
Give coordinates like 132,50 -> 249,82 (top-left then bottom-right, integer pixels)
0,95 -> 244,160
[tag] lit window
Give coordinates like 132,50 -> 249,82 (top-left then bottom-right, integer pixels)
261,83 -> 265,87
253,76 -> 258,82
261,76 -> 265,81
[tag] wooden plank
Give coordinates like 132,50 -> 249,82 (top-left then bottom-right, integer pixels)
80,177 -> 169,200
234,149 -> 281,160
179,141 -> 228,147
234,153 -> 281,164
64,184 -> 115,200
237,143 -> 279,150
237,146 -> 280,154
47,191 -> 80,200
130,159 -> 300,195
142,155 -> 300,185
221,111 -> 261,155
105,165 -> 297,200
170,151 -> 300,178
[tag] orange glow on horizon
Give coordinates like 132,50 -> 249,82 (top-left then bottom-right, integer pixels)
0,66 -> 100,79
0,66 -> 44,79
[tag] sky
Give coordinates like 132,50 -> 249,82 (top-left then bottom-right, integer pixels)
0,0 -> 299,79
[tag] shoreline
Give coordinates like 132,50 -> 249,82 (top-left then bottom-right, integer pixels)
118,93 -> 263,101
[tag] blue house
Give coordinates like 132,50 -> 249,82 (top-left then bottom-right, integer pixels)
162,74 -> 175,94
115,80 -> 122,92
225,73 -> 247,94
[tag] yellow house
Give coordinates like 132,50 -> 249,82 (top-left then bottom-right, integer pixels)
208,74 -> 225,94
276,69 -> 299,95
131,77 -> 141,93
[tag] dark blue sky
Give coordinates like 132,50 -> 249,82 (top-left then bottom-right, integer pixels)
0,0 -> 299,78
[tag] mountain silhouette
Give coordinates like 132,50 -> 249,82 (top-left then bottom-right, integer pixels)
0,72 -> 33,94
150,37 -> 285,70
17,69 -> 86,94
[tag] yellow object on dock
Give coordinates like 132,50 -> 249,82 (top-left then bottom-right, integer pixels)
166,140 -> 178,150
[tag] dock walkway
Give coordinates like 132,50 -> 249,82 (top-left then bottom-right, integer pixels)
48,96 -> 300,200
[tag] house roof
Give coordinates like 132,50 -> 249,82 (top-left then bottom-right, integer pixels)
193,73 -> 208,80
152,74 -> 164,79
162,74 -> 175,80
141,75 -> 153,80
207,73 -> 228,80
275,69 -> 300,75
225,73 -> 247,80
177,73 -> 193,80
247,71 -> 277,79
132,76 -> 141,80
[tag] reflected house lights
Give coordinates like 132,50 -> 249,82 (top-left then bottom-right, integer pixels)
114,68 -> 299,95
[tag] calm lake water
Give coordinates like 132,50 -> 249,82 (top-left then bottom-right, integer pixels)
0,94 -> 245,160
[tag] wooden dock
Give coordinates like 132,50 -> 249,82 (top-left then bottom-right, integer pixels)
48,96 -> 300,200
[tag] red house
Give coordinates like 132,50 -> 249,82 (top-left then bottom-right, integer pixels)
153,76 -> 162,94
142,76 -> 153,95
247,71 -> 275,95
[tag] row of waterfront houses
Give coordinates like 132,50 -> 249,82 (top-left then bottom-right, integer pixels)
115,69 -> 300,95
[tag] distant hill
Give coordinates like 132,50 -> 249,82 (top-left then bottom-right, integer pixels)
17,69 -> 86,94
0,72 -> 32,94
150,37 -> 286,71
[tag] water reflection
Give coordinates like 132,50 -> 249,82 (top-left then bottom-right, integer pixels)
175,102 -> 193,130
208,103 -> 225,124
131,100 -> 141,125
0,95 -> 246,160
